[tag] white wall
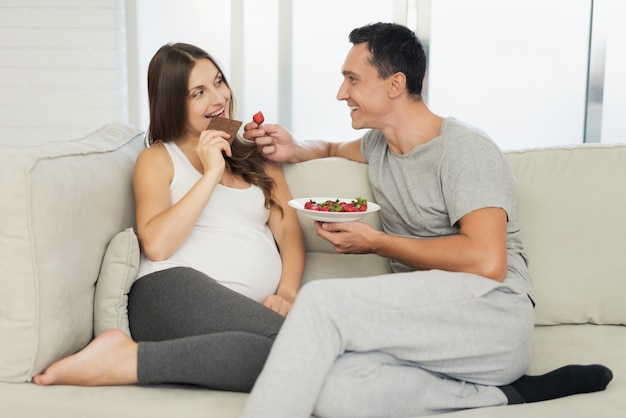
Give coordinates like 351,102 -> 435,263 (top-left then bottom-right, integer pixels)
0,0 -> 128,147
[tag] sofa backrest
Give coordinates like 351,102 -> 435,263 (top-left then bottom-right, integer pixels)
0,123 -> 144,382
505,144 -> 626,326
283,158 -> 393,284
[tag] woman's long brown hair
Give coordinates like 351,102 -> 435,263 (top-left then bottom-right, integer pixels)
146,43 -> 281,214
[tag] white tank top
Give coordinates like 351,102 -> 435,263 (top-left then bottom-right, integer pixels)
137,141 -> 282,303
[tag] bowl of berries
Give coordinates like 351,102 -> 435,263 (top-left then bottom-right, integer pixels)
288,197 -> 380,223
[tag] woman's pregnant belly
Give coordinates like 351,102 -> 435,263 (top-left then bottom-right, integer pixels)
176,225 -> 282,303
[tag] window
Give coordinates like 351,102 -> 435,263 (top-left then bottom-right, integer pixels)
427,0 -> 590,149
128,0 -> 626,148
425,0 -> 626,148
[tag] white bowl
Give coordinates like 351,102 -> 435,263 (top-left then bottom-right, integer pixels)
288,197 -> 381,223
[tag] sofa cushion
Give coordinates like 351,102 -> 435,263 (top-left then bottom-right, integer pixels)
282,157 -> 392,283
93,227 -> 140,337
0,123 -> 144,382
505,144 -> 626,326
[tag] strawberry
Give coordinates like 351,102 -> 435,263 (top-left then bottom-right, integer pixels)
253,111 -> 265,125
303,197 -> 369,212
353,197 -> 368,212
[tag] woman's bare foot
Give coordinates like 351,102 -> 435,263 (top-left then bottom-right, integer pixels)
32,329 -> 139,386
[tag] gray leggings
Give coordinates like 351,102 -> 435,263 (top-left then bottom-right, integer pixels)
127,267 -> 284,392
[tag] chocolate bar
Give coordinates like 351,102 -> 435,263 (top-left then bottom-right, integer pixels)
207,117 -> 242,139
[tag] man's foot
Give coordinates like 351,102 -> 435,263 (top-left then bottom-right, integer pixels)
32,329 -> 139,386
500,364 -> 613,404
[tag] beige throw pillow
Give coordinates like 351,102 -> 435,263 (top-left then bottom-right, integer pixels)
94,228 -> 140,337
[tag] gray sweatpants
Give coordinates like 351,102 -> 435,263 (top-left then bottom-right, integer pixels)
127,267 -> 284,392
239,270 -> 534,418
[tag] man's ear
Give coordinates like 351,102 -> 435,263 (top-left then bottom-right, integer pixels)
388,72 -> 407,98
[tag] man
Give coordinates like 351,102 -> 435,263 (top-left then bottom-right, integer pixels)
239,22 -> 611,418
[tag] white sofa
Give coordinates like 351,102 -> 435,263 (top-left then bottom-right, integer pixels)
1,123 -> 625,418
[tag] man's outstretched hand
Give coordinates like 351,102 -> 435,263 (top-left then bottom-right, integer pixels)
243,121 -> 297,162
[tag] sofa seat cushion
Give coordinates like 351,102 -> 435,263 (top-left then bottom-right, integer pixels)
1,324 -> 623,418
0,124 -> 144,382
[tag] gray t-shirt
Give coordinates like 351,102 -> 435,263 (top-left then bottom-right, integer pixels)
360,117 -> 531,293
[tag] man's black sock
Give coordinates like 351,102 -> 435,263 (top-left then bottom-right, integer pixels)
499,364 -> 613,404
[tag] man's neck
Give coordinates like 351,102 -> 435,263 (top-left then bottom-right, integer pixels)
381,101 -> 444,155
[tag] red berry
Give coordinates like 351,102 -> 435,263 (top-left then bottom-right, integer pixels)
253,111 -> 265,125
304,197 -> 368,213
